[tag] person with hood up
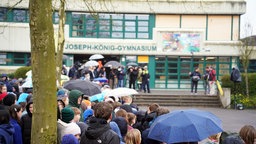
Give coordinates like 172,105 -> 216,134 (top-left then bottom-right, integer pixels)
9,104 -> 23,144
20,99 -> 33,144
66,89 -> 84,121
230,66 -> 242,83
80,102 -> 120,144
0,74 -> 13,92
0,106 -> 15,144
58,107 -> 81,144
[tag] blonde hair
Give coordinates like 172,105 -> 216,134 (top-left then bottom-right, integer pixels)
125,129 -> 141,144
122,96 -> 133,103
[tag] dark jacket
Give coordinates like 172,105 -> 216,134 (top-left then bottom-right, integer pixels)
190,71 -> 201,82
0,79 -> 13,92
141,70 -> 150,83
20,100 -> 33,144
117,70 -> 125,80
0,123 -> 15,144
230,68 -> 242,82
141,111 -> 157,132
80,117 -> 120,144
109,70 -> 117,80
10,119 -> 23,144
130,70 -> 138,82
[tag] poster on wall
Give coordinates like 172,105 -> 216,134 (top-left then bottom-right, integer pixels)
162,33 -> 201,53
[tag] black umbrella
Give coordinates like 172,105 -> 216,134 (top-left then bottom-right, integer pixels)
104,61 -> 123,68
63,79 -> 101,96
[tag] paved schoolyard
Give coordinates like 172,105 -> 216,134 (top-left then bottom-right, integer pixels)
138,106 -> 256,133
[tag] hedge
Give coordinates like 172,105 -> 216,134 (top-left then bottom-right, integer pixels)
14,66 -> 32,79
221,73 -> 256,108
221,73 -> 256,96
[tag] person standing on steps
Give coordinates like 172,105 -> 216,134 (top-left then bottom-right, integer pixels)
189,67 -> 201,95
203,66 -> 210,95
208,66 -> 216,95
141,66 -> 150,93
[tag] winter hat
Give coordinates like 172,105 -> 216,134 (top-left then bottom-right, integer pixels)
3,93 -> 16,106
65,123 -> 81,136
83,109 -> 93,122
82,100 -> 91,107
61,134 -> 79,144
57,89 -> 68,102
57,89 -> 66,96
1,73 -> 7,78
61,108 -> 74,123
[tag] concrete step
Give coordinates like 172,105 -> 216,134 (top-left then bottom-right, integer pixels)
132,93 -> 221,107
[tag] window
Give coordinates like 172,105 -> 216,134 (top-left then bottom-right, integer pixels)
53,11 -> 59,24
0,8 -> 7,21
13,9 -> 29,22
71,13 -> 153,39
0,53 -> 7,65
13,53 -> 26,64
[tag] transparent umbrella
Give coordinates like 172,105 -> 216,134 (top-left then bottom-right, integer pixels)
89,54 -> 104,60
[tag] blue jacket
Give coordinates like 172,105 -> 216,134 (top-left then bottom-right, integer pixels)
0,123 -> 15,144
10,119 -> 23,144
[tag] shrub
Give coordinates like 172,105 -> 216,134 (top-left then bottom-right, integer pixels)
231,94 -> 256,108
8,73 -> 15,79
14,66 -> 31,79
221,73 -> 256,96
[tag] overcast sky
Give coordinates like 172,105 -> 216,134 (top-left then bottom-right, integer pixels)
240,0 -> 256,38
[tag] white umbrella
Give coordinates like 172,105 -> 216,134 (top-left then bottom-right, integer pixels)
26,70 -> 32,77
21,79 -> 33,88
105,88 -> 138,97
83,60 -> 99,67
89,54 -> 104,60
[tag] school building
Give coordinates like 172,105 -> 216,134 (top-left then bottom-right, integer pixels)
0,0 -> 249,89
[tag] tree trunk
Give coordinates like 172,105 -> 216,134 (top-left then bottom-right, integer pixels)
56,0 -> 66,86
244,69 -> 249,97
29,0 -> 57,143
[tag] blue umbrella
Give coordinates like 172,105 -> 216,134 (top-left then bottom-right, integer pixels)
148,109 -> 223,144
93,77 -> 108,83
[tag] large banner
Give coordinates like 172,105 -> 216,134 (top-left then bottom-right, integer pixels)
162,33 -> 201,52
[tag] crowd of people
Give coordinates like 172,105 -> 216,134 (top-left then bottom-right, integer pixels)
1,82 -> 256,144
0,65 -> 255,144
66,61 -> 150,93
